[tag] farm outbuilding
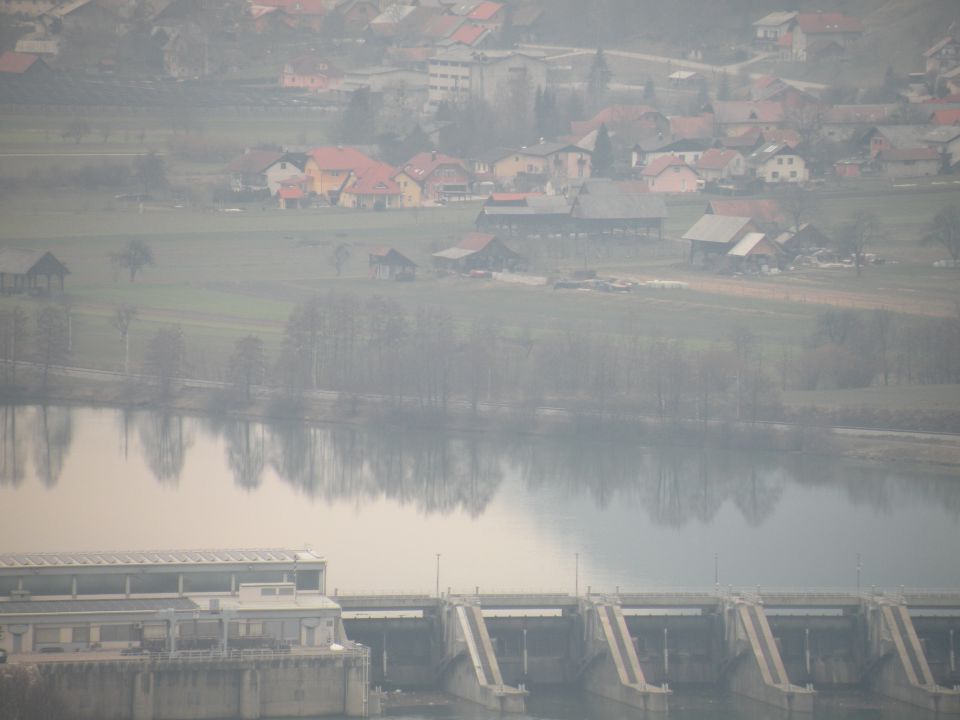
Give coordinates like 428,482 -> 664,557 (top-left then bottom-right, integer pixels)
0,249 -> 69,294
369,247 -> 417,280
432,233 -> 523,274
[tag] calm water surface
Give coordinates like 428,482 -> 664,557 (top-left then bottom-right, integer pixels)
1,405 -> 958,594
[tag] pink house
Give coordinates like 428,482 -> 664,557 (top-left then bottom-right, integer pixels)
280,54 -> 341,91
642,156 -> 700,193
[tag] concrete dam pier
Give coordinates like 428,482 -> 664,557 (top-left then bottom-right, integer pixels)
342,588 -> 960,716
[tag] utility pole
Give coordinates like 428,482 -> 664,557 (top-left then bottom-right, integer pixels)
575,552 -> 579,598
435,553 -> 441,598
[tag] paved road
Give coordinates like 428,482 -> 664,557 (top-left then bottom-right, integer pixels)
523,43 -> 826,90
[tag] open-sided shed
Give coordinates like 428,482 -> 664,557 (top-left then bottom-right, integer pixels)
0,249 -> 69,294
369,247 -> 417,280
433,232 -> 523,274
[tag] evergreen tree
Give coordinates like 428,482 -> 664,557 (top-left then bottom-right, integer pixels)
337,88 -> 376,145
591,123 -> 614,178
643,78 -> 656,104
587,48 -> 612,107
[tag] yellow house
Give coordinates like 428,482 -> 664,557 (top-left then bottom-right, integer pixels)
393,170 -> 423,208
304,146 -> 377,201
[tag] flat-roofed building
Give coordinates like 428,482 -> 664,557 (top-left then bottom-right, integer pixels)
0,549 -> 336,656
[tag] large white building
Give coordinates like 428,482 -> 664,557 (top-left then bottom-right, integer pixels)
427,47 -> 548,107
0,549 -> 340,656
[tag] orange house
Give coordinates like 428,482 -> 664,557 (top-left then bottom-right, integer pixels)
304,146 -> 377,201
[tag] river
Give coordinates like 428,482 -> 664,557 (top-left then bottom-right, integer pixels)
2,404 -> 958,719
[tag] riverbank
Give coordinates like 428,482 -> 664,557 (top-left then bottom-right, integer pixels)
6,368 -> 960,469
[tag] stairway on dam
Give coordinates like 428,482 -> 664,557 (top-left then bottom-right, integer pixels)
439,601 -> 527,712
869,599 -> 960,714
581,601 -> 670,712
725,596 -> 814,713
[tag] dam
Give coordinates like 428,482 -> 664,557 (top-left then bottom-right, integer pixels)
3,550 -> 960,717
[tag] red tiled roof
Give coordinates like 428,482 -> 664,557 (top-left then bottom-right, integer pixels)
641,155 -> 691,177
419,14 -> 464,38
488,192 -> 540,203
696,148 -> 739,171
279,186 -> 305,199
572,104 -> 659,136
458,232 -> 497,251
308,146 -> 377,171
283,0 -> 327,15
721,126 -> 764,149
762,128 -> 802,148
669,114 -> 715,140
449,23 -> 488,46
344,162 -> 400,195
401,151 -> 467,181
467,1 -> 502,20
932,109 -> 960,125
713,101 -> 784,124
878,147 -> 940,162
0,51 -> 40,74
796,13 -> 863,34
929,93 -> 960,104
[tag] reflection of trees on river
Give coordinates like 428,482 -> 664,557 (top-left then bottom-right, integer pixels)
507,438 -> 787,527
226,421 -> 265,490
31,405 -> 72,488
138,413 -> 192,485
267,421 -> 502,516
0,405 -> 25,487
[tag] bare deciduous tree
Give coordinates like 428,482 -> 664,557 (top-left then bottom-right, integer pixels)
921,205 -> 960,266
34,305 -> 69,392
228,334 -> 266,403
145,325 -> 186,400
111,304 -> 138,375
112,238 -> 155,282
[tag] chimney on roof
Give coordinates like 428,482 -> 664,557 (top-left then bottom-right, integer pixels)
431,150 -> 437,161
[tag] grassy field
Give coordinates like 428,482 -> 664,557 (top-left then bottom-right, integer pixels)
0,104 -> 958,392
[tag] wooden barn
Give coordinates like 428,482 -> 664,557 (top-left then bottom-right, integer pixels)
432,233 -> 523,274
369,247 -> 417,280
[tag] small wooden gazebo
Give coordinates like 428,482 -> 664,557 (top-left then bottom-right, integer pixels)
0,249 -> 69,294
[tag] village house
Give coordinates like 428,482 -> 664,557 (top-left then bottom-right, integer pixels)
369,247 -> 417,280
712,101 -> 785,137
695,148 -> 746,184
720,126 -> 765,154
491,142 -> 591,193
464,1 -> 505,31
277,175 -> 313,209
280,54 -> 342,91
641,156 -> 700,193
395,151 -> 471,207
304,146 -> 377,202
790,12 -> 864,62
773,223 -> 832,257
747,142 -> 808,184
876,147 -> 941,178
859,125 -> 930,158
931,107 -> 960,125
329,0 -> 381,34
642,138 -> 711,168
0,249 -> 69,294
339,161 -> 402,209
226,150 -> 306,194
924,36 -> 960,77
669,114 -> 716,141
752,11 -> 797,51
923,125 -> 960,169
427,47 -> 547,107
682,214 -> 758,265
432,232 -> 523,273
820,104 -> 900,142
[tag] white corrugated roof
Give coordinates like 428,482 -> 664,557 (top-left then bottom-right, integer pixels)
0,549 -> 324,569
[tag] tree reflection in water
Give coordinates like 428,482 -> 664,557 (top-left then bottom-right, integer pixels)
138,413 -> 192,485
0,405 -> 25,487
31,405 -> 73,489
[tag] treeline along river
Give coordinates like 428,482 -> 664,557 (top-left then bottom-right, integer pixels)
1,404 -> 958,594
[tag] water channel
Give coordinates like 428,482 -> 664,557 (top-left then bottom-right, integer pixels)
1,404 -> 959,719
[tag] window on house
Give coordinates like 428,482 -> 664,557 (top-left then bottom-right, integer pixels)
790,171 -> 797,178
280,162 -> 287,169
71,627 -> 90,643
788,157 -> 794,165
777,157 -> 783,165
261,587 -> 277,596
100,624 -> 137,642
35,627 -> 61,644
772,171 -> 780,179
